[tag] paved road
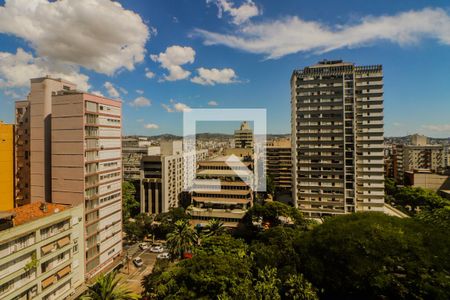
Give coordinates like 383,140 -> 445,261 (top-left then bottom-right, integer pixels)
120,243 -> 160,294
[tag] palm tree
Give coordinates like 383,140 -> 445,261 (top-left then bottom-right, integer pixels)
166,219 -> 196,259
81,271 -> 138,300
204,219 -> 227,237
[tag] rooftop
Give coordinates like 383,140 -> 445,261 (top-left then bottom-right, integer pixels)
1,202 -> 69,227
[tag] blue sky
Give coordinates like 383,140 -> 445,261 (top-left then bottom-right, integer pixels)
0,0 -> 450,137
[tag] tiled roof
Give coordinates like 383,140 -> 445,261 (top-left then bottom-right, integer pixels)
9,202 -> 69,226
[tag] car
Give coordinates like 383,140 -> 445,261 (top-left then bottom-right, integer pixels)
150,245 -> 164,253
157,252 -> 170,259
133,257 -> 143,267
139,243 -> 149,250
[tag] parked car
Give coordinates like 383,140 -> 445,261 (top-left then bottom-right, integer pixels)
133,257 -> 143,267
157,252 -> 170,259
150,246 -> 164,253
139,243 -> 149,250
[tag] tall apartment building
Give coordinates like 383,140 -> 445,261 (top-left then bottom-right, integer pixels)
14,77 -> 123,279
51,90 -> 122,277
0,121 -> 15,210
140,141 -> 184,214
266,138 -> 292,191
0,202 -> 84,300
234,121 -> 253,149
291,60 -> 385,217
15,77 -> 77,204
188,156 -> 253,227
15,101 -> 30,206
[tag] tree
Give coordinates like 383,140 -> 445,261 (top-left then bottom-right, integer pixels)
266,174 -> 276,196
123,181 -> 139,221
296,212 -> 450,299
254,267 -> 281,300
142,235 -> 256,299
282,274 -> 318,300
391,186 -> 450,215
153,207 -> 190,240
166,219 -> 196,259
81,271 -> 138,300
204,219 -> 227,237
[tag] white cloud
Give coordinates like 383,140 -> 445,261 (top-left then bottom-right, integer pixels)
191,67 -> 238,85
119,87 -> 128,95
151,45 -> 195,81
136,89 -> 144,94
207,0 -> 260,25
161,103 -> 174,113
195,8 -> 450,59
0,48 -> 90,90
145,123 -> 159,129
208,100 -> 219,106
145,67 -> 155,79
422,124 -> 450,133
162,100 -> 191,112
130,96 -> 151,107
91,90 -> 104,97
0,0 -> 150,75
174,102 -> 192,112
104,81 -> 120,98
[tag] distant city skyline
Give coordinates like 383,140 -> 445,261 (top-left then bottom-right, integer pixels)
1,0 -> 450,137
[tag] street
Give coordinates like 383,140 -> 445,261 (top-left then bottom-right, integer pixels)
120,243 -> 160,294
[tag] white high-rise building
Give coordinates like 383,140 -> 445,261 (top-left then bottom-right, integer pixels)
291,60 -> 385,217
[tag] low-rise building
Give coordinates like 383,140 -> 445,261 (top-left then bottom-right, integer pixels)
404,170 -> 450,192
0,202 -> 84,300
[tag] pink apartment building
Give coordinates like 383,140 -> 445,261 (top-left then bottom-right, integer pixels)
15,76 -> 123,278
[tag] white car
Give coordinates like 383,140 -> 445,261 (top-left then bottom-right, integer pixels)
139,243 -> 149,250
150,246 -> 164,253
133,257 -> 143,267
157,252 -> 170,259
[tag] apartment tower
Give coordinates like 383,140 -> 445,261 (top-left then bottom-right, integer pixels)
291,60 -> 385,217
234,121 -> 253,149
51,89 -> 122,277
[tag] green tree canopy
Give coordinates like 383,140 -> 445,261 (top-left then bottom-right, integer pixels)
295,212 -> 450,300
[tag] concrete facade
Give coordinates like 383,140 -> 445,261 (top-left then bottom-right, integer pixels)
0,203 -> 84,300
266,139 -> 292,191
188,157 -> 254,227
51,91 -> 123,278
234,121 -> 253,149
291,60 -> 385,217
140,141 -> 184,214
15,101 -> 30,206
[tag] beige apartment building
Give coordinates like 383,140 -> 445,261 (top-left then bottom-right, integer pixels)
14,77 -> 123,279
188,156 -> 253,227
291,60 -> 385,217
266,138 -> 292,191
0,202 -> 84,300
140,141 -> 184,214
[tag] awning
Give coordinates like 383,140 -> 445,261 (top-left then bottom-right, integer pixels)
57,265 -> 71,278
41,275 -> 56,289
57,236 -> 70,248
41,243 -> 54,255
